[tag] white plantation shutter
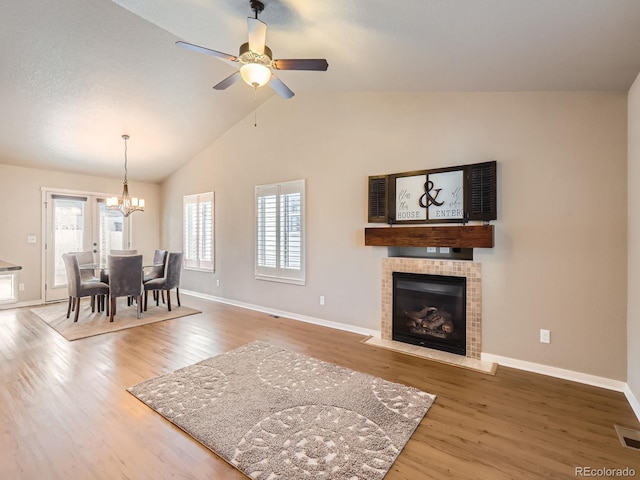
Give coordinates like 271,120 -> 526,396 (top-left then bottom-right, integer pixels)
255,179 -> 305,285
256,184 -> 278,272
183,192 -> 214,272
198,198 -> 214,270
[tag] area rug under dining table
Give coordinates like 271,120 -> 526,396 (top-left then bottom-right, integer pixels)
127,341 -> 436,479
31,300 -> 201,341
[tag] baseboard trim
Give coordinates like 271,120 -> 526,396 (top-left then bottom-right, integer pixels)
181,290 -> 380,339
624,384 -> 640,422
0,299 -> 44,311
481,352 -> 627,392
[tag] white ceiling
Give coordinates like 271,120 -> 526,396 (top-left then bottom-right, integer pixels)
2,0 -> 640,183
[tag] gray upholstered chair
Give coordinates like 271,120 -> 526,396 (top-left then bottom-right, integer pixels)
101,249 -> 138,291
67,251 -> 101,312
70,251 -> 98,282
143,249 -> 168,304
62,253 -> 109,322
144,252 -> 183,312
110,249 -> 137,255
144,249 -> 168,282
108,254 -> 143,322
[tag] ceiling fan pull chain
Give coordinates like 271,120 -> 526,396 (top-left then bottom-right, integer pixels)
254,86 -> 258,127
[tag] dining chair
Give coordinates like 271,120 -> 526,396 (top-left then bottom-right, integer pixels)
144,249 -> 168,305
144,252 -> 183,312
108,254 -> 143,322
69,251 -> 98,282
110,249 -> 138,255
62,253 -> 109,322
66,251 -> 101,312
102,250 -> 138,298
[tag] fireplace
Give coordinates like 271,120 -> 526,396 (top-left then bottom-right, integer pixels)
381,258 -> 481,360
392,272 -> 466,355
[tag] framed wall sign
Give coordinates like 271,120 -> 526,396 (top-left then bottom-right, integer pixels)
426,170 -> 464,220
395,174 -> 427,221
368,161 -> 496,224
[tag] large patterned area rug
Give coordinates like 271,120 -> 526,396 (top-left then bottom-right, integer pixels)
128,341 -> 436,479
31,300 -> 201,341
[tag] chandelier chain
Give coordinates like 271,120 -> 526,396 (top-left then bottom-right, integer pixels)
123,134 -> 129,183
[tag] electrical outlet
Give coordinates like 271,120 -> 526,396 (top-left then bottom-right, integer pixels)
19,283 -> 25,291
27,235 -> 36,244
540,329 -> 550,344
439,247 -> 451,254
426,247 -> 437,253
319,295 -> 325,306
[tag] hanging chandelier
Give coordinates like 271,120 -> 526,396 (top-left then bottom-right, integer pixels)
106,134 -> 145,217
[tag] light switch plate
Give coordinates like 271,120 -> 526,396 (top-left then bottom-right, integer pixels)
540,329 -> 550,344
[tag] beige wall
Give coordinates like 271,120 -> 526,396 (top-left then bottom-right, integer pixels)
162,91 -> 628,380
628,74 -> 640,398
0,163 -> 160,304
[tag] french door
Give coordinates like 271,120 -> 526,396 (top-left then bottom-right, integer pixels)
43,190 -> 130,302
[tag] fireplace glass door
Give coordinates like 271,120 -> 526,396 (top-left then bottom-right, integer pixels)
392,272 -> 466,355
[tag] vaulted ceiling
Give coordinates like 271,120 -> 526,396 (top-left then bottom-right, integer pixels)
2,0 -> 640,183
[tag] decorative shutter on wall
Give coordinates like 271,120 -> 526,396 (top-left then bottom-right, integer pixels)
368,175 -> 388,223
468,161 -> 497,221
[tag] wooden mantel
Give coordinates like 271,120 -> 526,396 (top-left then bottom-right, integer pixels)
364,225 -> 494,248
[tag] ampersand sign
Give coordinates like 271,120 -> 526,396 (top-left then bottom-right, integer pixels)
419,180 -> 444,208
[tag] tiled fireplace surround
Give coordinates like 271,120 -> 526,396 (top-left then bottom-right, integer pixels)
381,258 -> 482,360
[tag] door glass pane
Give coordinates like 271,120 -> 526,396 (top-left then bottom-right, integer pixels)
53,198 -> 86,287
98,201 -> 126,268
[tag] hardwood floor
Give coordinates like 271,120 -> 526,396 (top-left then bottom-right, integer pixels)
1,295 -> 639,479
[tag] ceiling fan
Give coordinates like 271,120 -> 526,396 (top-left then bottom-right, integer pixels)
176,0 -> 329,99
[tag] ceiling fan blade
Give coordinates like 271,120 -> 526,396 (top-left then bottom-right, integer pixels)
175,41 -> 238,62
269,75 -> 295,99
272,59 -> 329,71
247,17 -> 267,55
213,71 -> 241,90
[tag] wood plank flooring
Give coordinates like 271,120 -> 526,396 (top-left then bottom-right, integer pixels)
1,295 -> 639,479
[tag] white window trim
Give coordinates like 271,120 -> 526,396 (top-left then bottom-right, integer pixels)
255,179 -> 305,285
183,192 -> 215,272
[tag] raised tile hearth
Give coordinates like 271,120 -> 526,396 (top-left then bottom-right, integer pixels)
382,258 -> 481,358
364,257 -> 497,374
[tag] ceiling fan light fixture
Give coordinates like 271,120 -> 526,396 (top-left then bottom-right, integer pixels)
240,63 -> 271,87
176,0 -> 328,99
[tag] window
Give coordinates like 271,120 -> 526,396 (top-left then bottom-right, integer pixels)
255,179 -> 305,285
183,192 -> 214,272
0,274 -> 17,304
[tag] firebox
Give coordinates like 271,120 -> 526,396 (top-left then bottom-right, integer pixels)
392,272 -> 466,355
